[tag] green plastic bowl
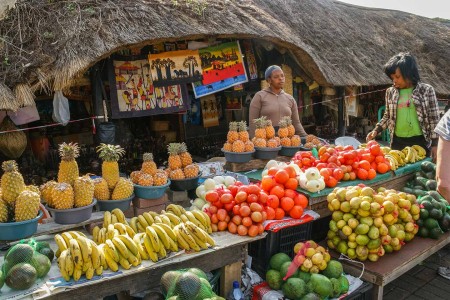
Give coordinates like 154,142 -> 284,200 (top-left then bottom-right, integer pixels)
134,181 -> 171,199
0,210 -> 43,241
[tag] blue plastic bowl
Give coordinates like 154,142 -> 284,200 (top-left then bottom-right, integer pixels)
279,146 -> 301,157
96,194 -> 134,212
46,199 -> 96,224
0,210 -> 43,241
134,180 -> 171,199
170,176 -> 200,191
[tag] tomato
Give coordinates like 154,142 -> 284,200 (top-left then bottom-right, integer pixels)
344,145 -> 355,151
232,205 -> 240,215
332,168 -> 344,181
247,184 -> 261,195
327,163 -> 339,169
302,157 -> 312,167
235,191 -> 248,203
361,153 -> 375,163
258,191 -> 268,204
326,148 -> 337,156
267,194 -> 280,209
338,155 -> 346,164
369,144 -> 381,156
335,145 -> 344,151
320,168 -> 331,181
325,176 -> 338,188
261,175 -> 276,192
224,201 -> 235,212
275,169 -> 289,184
265,206 -> 276,219
247,193 -> 259,204
205,191 -> 219,203
316,162 -> 327,170
318,146 -> 327,157
284,189 -> 297,199
357,168 -> 368,180
320,152 -> 331,163
352,161 -> 360,170
228,185 -> 238,197
327,155 -> 339,165
220,193 -> 233,204
359,160 -> 371,171
237,185 -> 249,194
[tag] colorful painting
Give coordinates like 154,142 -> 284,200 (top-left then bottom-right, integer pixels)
192,41 -> 248,98
109,58 -> 189,118
241,40 -> 258,80
201,94 -> 219,127
148,50 -> 202,87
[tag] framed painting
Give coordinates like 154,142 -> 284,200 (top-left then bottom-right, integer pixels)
200,94 -> 219,127
108,58 -> 189,119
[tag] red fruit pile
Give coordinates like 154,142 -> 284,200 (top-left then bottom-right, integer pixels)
203,165 -> 309,237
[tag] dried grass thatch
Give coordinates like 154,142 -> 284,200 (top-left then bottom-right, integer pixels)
0,0 -> 448,110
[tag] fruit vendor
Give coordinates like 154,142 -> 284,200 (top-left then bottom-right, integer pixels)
435,110 -> 450,203
249,65 -> 307,138
366,52 -> 439,162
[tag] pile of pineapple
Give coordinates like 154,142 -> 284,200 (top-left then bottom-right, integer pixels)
278,116 -> 301,147
223,121 -> 254,153
0,160 -> 41,223
252,116 -> 281,148
166,143 -> 199,180
130,152 -> 168,187
303,134 -> 324,149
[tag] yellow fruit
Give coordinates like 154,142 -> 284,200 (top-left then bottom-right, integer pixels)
1,160 -> 26,205
138,174 -> 153,186
179,143 -> 193,167
0,198 -> 9,222
111,178 -> 134,200
167,143 -> 182,170
57,142 -> 80,186
264,118 -> 275,139
267,138 -> 279,148
280,137 -> 291,146
153,171 -> 168,186
238,121 -> 250,142
223,142 -> 233,152
244,141 -> 254,152
40,180 -> 57,207
290,135 -> 301,147
51,183 -> 74,209
15,190 -> 40,221
96,143 -> 126,190
277,118 -> 289,138
141,152 -> 157,176
253,117 -> 267,139
74,176 -> 95,207
227,122 -> 239,143
93,178 -> 110,200
170,168 -> 185,180
232,140 -> 245,152
184,164 -> 199,178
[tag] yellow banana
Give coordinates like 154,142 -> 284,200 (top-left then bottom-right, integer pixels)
73,267 -> 82,281
92,226 -> 100,243
166,204 -> 182,216
127,251 -> 140,267
130,217 -> 139,233
103,247 -> 119,272
145,226 -> 161,252
85,266 -> 95,280
132,233 -> 149,260
68,231 -> 83,239
112,236 -> 130,259
138,215 -> 149,228
58,250 -> 71,281
69,239 -> 83,268
174,227 -> 190,250
151,224 -> 171,249
190,210 -> 208,228
61,232 -> 73,247
88,240 -> 101,269
159,214 -> 172,227
118,255 -> 132,270
184,211 -> 202,227
82,256 -> 92,273
143,234 -> 159,262
111,214 -> 118,225
194,224 -> 215,247
55,249 -> 61,259
178,223 -> 200,251
157,242 -> 167,258
148,211 -> 159,218
156,223 -> 177,242
137,222 -> 146,233
114,223 -> 127,235
167,235 -> 179,252
105,240 -> 120,262
112,208 -> 126,224
142,212 -> 155,225
180,214 -> 189,223
98,228 -> 106,244
95,266 -> 103,276
103,211 -> 112,228
185,221 -> 208,249
54,234 -> 68,252
117,234 -> 139,256
64,251 -> 74,276
153,215 -> 163,224
76,236 -> 92,263
124,224 -> 136,238
164,212 -> 181,226
97,244 -> 108,269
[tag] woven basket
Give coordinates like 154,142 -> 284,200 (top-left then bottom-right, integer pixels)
282,64 -> 293,96
0,116 -> 27,158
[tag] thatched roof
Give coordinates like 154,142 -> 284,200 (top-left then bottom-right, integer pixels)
0,0 -> 449,111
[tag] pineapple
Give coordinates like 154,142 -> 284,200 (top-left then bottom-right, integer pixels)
184,164 -> 199,178
0,198 -> 9,222
153,171 -> 168,186
57,142 -> 80,186
227,122 -> 239,143
238,121 -> 249,142
141,153 -> 157,176
112,178 -> 134,200
264,118 -> 276,139
138,174 -> 153,186
278,118 -> 289,138
1,160 -> 26,205
286,117 -> 295,137
74,176 -> 95,207
40,181 -> 57,207
130,170 -> 144,184
267,138 -> 279,148
26,185 -> 41,197
179,143 -> 193,167
51,183 -> 74,209
223,142 -> 233,152
96,143 -> 126,190
253,118 -> 266,139
15,190 -> 40,222
170,168 -> 185,180
291,135 -> 301,147
253,138 -> 267,148
306,134 -> 315,143
274,136 -> 281,146
232,140 -> 245,153
167,143 -> 182,170
93,178 -> 110,200
281,137 -> 292,147
244,141 -> 254,152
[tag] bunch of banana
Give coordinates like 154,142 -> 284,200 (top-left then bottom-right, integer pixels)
402,146 -> 419,163
411,145 -> 427,160
168,203 -> 212,234
102,209 -> 128,228
173,221 -> 215,252
388,150 -> 406,167
385,154 -> 399,170
93,222 -> 136,244
55,233 -> 105,281
381,146 -> 392,155
132,223 -> 178,262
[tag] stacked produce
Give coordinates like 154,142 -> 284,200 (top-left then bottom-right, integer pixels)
95,143 -> 134,200
326,185 -> 420,261
0,160 -> 40,222
166,143 -> 199,180
130,152 -> 168,186
160,268 -> 224,300
0,241 -> 53,290
265,249 -> 349,299
380,145 -> 427,170
223,121 -> 254,152
277,116 -> 301,147
252,116 -> 281,148
303,134 -> 324,149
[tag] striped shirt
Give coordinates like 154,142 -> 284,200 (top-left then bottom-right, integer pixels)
375,82 -> 440,147
435,110 -> 450,141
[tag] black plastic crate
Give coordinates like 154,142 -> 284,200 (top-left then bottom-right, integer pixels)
344,281 -> 373,300
248,222 -> 312,277
311,215 -> 332,242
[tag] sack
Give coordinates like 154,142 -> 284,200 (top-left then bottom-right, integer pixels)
0,105 -> 40,125
52,91 -> 70,125
97,122 -> 116,144
0,116 -> 27,158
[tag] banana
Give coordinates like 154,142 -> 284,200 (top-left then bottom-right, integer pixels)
153,215 -> 163,224
148,211 -> 159,218
180,214 -> 189,223
157,241 -> 167,258
58,250 -> 71,281
117,234 -> 139,256
143,233 -> 159,262
82,256 -> 92,273
132,233 -> 149,260
103,211 -> 112,228
194,224 -> 215,247
97,244 -> 108,269
184,211 -> 204,229
412,145 -> 426,158
130,217 -> 139,233
145,226 -> 161,252
85,266 -> 95,280
76,236 -> 92,263
157,222 -> 177,242
411,147 -> 419,162
167,235 -> 179,252
61,232 -> 73,247
124,224 -> 136,237
151,223 -> 171,249
164,212 -> 181,226
68,231 -> 83,239
166,204 -> 182,216
118,255 -> 132,270
73,267 -> 82,281
64,251 -> 74,276
174,226 -> 190,250
185,223 -> 208,249
106,224 -> 115,240
111,214 -> 118,225
89,240 -> 101,269
191,210 -> 209,228
112,208 -> 127,224
95,266 -> 103,276
159,214 -> 172,227
55,249 -> 61,259
112,236 -> 130,259
142,212 -> 155,225
98,228 -> 106,244
137,222 -> 146,233
127,251 -> 140,267
54,234 -> 68,252
105,239 -> 120,262
103,246 -> 119,272
92,226 -> 100,243
178,223 -> 200,251
69,239 -> 83,268
138,215 -> 149,228
114,223 -> 127,235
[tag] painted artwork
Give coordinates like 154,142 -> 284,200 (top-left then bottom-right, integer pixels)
193,41 -> 248,98
148,50 -> 202,87
200,94 -> 219,127
109,58 -> 188,118
241,40 -> 258,80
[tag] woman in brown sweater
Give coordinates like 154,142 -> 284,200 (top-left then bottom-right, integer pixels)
248,65 -> 307,138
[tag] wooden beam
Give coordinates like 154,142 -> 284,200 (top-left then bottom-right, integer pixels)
220,260 -> 243,297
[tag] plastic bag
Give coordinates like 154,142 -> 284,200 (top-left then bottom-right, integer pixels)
52,91 -> 70,126
97,122 -> 116,144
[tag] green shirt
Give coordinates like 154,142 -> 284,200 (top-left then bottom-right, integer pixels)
394,87 -> 422,137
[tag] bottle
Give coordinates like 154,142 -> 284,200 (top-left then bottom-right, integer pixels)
227,280 -> 244,300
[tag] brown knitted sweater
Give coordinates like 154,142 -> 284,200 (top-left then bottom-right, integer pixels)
248,88 -> 307,138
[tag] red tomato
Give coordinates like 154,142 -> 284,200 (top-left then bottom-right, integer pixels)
228,185 -> 238,197
357,168 -> 368,180
267,195 -> 280,209
247,184 -> 261,195
316,162 -> 327,170
325,176 -> 338,187
258,191 -> 268,204
224,201 -> 235,212
247,193 -> 259,204
302,157 -> 312,167
332,168 -> 344,181
344,145 -> 355,151
359,160 -> 371,171
220,193 -> 233,204
370,144 -> 381,156
235,191 -> 248,203
320,168 -> 331,180
320,152 -> 331,163
205,191 -> 219,203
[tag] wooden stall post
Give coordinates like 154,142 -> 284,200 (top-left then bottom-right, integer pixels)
220,261 -> 243,297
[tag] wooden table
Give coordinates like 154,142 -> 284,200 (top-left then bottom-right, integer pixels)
329,232 -> 450,300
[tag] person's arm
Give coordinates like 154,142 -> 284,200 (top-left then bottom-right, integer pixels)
367,88 -> 392,141
437,136 -> 450,203
291,98 -> 307,137
248,93 -> 262,138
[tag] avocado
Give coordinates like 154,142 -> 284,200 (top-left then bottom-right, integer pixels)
418,227 -> 429,237
403,187 -> 413,194
38,247 -> 55,262
415,177 -> 428,189
439,214 -> 450,232
420,209 -> 429,220
429,208 -> 443,220
425,180 -> 437,191
5,244 -> 34,266
30,252 -> 51,278
5,263 -> 37,290
429,227 -> 444,239
421,161 -> 436,172
424,218 -> 440,230
421,200 -> 433,211
174,272 -> 201,300
0,269 -> 4,289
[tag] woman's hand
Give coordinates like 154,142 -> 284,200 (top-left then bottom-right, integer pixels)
431,146 -> 437,163
366,130 -> 378,142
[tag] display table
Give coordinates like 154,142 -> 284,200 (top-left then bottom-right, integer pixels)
327,232 -> 450,300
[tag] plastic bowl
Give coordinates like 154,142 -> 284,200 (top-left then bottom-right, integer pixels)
46,199 -> 97,225
279,146 -> 302,157
96,195 -> 134,212
0,210 -> 43,241
221,149 -> 255,163
134,181 -> 171,199
254,146 -> 282,160
170,175 -> 200,191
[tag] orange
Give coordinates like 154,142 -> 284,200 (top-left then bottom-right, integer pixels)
289,205 -> 304,219
270,185 -> 285,199
275,169 -> 289,184
275,207 -> 285,220
359,160 -> 371,171
377,162 -> 390,174
367,168 -> 376,180
357,168 -> 368,180
265,206 -> 276,220
294,194 -> 309,208
284,178 -> 298,190
280,197 -> 295,212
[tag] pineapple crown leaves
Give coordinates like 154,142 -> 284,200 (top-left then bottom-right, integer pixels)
1,160 -> 18,172
96,143 -> 125,162
58,142 -> 80,160
142,152 -> 154,161
54,182 -> 72,192
167,143 -> 181,156
179,142 -> 189,153
239,121 -> 248,131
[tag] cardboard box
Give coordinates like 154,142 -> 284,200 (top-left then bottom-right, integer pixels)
134,202 -> 167,216
123,203 -> 135,218
132,194 -> 168,208
166,190 -> 188,203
